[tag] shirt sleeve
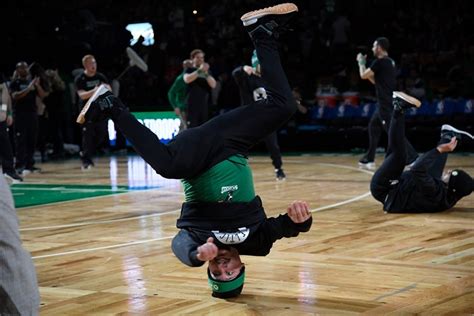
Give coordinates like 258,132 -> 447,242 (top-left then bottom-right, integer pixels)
232,66 -> 246,84
248,214 -> 313,256
369,59 -> 380,74
98,73 -> 109,85
409,149 -> 444,195
74,76 -> 85,90
171,229 -> 206,267
168,78 -> 180,109
9,81 -> 19,93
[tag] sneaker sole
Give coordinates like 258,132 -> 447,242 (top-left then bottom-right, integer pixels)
358,162 -> 376,170
441,124 -> 474,140
3,174 -> 22,184
241,3 -> 298,26
392,91 -> 421,108
76,85 -> 110,124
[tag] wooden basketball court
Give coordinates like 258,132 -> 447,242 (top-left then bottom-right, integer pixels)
15,154 -> 474,314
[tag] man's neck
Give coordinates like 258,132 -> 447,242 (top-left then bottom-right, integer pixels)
377,52 -> 388,59
84,70 -> 96,77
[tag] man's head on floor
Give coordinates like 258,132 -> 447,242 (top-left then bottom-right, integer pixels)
207,246 -> 245,298
443,169 -> 474,200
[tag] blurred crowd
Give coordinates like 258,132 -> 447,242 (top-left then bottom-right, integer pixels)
0,0 -> 473,179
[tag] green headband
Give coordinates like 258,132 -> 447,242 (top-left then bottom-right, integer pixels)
208,269 -> 245,293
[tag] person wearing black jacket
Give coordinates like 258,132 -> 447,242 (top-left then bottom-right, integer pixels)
77,3 -> 310,298
232,50 -> 286,180
371,91 -> 474,213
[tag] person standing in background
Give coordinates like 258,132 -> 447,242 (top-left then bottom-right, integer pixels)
74,54 -> 111,169
29,62 -> 51,163
183,49 -> 217,128
0,79 -> 23,182
357,37 -> 418,170
10,62 -> 47,175
44,69 -> 66,159
168,59 -> 193,132
232,51 -> 287,180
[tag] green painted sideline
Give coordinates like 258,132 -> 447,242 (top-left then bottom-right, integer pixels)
11,184 -> 129,208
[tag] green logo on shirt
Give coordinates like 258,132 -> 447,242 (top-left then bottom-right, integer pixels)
221,185 -> 238,194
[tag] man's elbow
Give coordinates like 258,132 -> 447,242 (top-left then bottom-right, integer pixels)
183,75 -> 192,84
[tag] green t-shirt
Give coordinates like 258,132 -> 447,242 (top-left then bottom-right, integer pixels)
181,155 -> 255,203
167,73 -> 187,111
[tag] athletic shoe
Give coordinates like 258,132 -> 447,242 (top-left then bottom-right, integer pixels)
392,91 -> 421,112
275,168 -> 286,180
81,161 -> 95,170
441,125 -> 474,142
22,166 -> 42,175
76,85 -> 111,124
3,171 -> 23,183
241,3 -> 298,39
358,157 -> 375,170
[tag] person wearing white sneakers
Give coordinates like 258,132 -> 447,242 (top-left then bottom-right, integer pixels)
232,50 -> 286,180
77,3 -> 312,298
371,91 -> 474,213
357,37 -> 418,170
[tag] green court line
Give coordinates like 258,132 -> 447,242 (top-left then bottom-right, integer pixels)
11,184 -> 130,208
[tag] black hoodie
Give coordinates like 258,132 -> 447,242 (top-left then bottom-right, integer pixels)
383,149 -> 460,213
172,196 -> 312,266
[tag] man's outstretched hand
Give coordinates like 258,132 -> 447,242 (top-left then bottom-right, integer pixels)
196,237 -> 218,262
287,201 -> 311,224
437,137 -> 458,153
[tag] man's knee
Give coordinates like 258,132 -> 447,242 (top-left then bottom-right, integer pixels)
370,180 -> 389,203
267,94 -> 297,117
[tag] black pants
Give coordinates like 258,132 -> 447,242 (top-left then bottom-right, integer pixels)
37,114 -> 48,159
14,112 -> 38,170
48,109 -> 65,155
364,107 -> 418,163
370,110 -> 448,203
186,100 -> 209,129
263,132 -> 282,169
113,36 -> 295,179
0,121 -> 15,173
81,120 -> 108,163
218,107 -> 283,169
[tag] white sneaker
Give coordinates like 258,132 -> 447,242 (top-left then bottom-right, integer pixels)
441,125 -> 474,141
358,161 -> 376,170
